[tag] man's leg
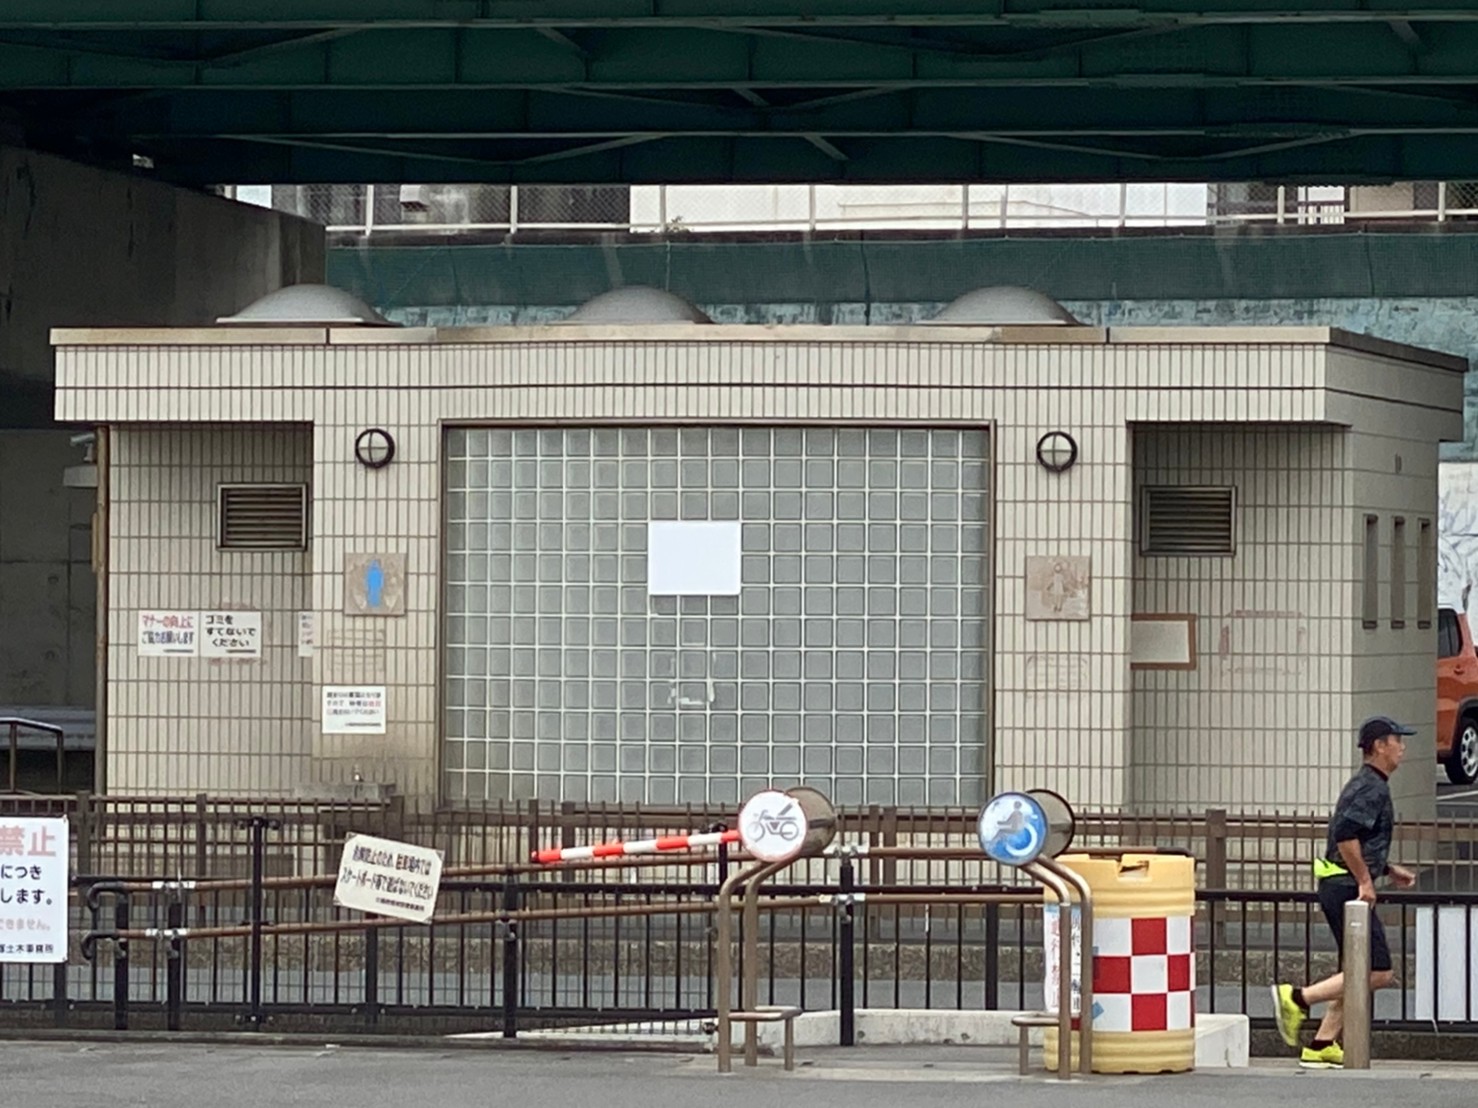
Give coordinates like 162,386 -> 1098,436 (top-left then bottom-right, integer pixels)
1312,971 -> 1395,1045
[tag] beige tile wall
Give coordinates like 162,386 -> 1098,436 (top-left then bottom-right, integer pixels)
1130,425 -> 1355,815
1347,423 -> 1440,823
107,426 -> 313,794
60,332 -> 1449,812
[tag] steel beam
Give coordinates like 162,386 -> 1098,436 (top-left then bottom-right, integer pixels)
0,3 -> 1473,32
107,129 -> 1478,185
87,86 -> 1478,139
2,22 -> 1477,91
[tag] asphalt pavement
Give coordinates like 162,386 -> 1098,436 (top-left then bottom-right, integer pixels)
10,1040 -> 1478,1108
1436,782 -> 1478,813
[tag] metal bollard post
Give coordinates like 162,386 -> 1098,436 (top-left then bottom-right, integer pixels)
838,856 -> 856,1047
113,896 -> 130,1031
501,874 -> 520,1040
165,900 -> 184,1032
1342,899 -> 1371,1070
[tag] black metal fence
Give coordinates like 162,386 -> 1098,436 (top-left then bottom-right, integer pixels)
7,793 -> 1478,1038
4,838 -> 1478,1038
10,790 -> 1478,890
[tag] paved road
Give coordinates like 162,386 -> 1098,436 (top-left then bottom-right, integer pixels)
9,1040 -> 1478,1107
1436,782 -> 1478,813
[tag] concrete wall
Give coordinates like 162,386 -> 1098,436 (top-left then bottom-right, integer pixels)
0,145 -> 324,713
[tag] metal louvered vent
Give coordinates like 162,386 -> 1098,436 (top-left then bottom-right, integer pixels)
217,484 -> 308,551
1140,486 -> 1236,556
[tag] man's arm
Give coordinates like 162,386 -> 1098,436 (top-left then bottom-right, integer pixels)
1336,839 -> 1377,903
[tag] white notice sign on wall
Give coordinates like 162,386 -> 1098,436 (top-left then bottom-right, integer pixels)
201,611 -> 263,658
333,832 -> 443,924
647,520 -> 742,596
137,611 -> 199,656
297,612 -> 317,658
322,686 -> 387,734
0,817 -> 69,963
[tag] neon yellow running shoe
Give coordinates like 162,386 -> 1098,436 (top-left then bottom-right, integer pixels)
1299,1043 -> 1344,1070
1271,983 -> 1305,1047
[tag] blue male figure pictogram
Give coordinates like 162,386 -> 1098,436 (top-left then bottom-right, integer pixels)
366,558 -> 385,609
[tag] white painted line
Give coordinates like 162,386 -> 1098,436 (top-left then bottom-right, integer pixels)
1438,788 -> 1478,802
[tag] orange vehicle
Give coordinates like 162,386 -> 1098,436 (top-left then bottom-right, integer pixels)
1438,605 -> 1478,784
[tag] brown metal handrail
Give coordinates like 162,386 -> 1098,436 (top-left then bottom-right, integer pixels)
1,716 -> 65,793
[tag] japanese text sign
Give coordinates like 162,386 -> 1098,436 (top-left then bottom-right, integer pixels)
201,611 -> 263,658
0,817 -> 68,963
137,611 -> 198,656
333,833 -> 443,924
321,686 -> 387,734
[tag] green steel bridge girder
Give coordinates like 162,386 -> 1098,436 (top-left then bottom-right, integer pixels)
9,4 -> 1478,184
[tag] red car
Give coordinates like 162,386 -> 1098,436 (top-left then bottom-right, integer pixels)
1438,605 -> 1478,784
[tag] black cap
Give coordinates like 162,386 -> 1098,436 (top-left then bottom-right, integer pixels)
1358,715 -> 1417,751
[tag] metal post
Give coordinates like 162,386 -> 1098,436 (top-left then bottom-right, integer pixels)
113,896 -> 130,1031
52,958 -> 68,1027
240,815 -> 277,1030
1342,899 -> 1372,1069
501,874 -> 520,1039
1042,857 -> 1095,1076
1026,862 -> 1075,1080
742,859 -> 789,1066
714,859 -> 773,1073
1438,181 -> 1449,222
509,185 -> 520,234
165,900 -> 184,1032
983,902 -> 1000,1011
364,923 -> 380,1027
838,856 -> 856,1047
364,184 -> 377,236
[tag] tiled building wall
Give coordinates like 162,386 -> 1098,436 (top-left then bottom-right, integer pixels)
1130,425 -> 1355,814
107,426 -> 313,794
1348,426 -> 1441,823
61,334 -> 1391,811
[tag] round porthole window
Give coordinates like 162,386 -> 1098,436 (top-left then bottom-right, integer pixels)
1035,431 -> 1078,474
354,428 -> 396,469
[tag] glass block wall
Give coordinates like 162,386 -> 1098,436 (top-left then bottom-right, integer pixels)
442,426 -> 991,806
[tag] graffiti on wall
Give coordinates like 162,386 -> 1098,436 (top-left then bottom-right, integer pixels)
1440,464 -> 1478,624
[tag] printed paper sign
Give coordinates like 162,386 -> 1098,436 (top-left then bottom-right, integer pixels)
334,833 -> 443,924
1043,902 -> 1083,1017
0,818 -> 69,963
201,611 -> 263,658
137,611 -> 198,656
297,612 -> 317,658
322,686 -> 387,734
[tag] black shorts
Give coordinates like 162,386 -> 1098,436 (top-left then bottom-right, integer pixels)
1318,878 -> 1392,973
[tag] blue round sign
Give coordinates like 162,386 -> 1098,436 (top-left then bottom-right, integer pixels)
977,791 -> 1050,866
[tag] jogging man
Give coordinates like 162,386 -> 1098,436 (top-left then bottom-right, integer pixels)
1271,716 -> 1417,1069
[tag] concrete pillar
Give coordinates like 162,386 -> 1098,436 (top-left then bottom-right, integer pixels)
0,145 -> 324,781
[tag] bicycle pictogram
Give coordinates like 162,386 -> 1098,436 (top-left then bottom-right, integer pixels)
745,801 -> 801,843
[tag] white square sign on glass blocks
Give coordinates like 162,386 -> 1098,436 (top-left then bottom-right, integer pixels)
646,521 -> 742,596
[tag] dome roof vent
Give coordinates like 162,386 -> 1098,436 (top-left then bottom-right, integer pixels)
559,286 -> 711,325
217,284 -> 395,326
923,285 -> 1079,326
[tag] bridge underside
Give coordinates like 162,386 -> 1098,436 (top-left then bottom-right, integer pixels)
7,3 -> 1478,185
